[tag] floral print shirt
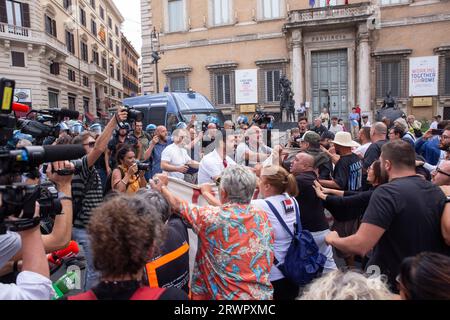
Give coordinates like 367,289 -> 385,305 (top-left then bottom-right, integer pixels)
179,201 -> 274,300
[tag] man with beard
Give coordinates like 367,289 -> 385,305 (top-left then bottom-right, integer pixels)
300,131 -> 333,180
326,140 -> 448,291
319,132 -> 362,191
320,131 -> 335,150
131,121 -> 150,161
144,125 -> 172,179
106,123 -> 139,170
297,117 -> 310,136
431,160 -> 450,186
161,128 -> 199,181
421,125 -> 450,173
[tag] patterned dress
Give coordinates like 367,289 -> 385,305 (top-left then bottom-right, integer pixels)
179,201 -> 274,300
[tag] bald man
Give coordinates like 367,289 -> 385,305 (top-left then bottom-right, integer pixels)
144,125 -> 173,178
432,160 -> 450,186
290,152 -> 337,272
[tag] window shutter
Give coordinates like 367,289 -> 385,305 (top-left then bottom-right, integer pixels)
224,74 -> 231,104
445,58 -> 450,95
266,71 -> 274,102
391,62 -> 399,97
274,70 -> 281,101
0,0 -> 7,23
22,3 -> 30,28
52,20 -> 57,37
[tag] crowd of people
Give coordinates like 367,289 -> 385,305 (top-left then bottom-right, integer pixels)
1,106 -> 450,301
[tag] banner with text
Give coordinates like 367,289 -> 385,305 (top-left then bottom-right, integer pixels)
235,69 -> 258,104
409,56 -> 439,97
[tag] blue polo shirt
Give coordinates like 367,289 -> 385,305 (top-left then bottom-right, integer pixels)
150,137 -> 172,178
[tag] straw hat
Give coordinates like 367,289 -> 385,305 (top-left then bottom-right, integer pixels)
332,131 -> 360,148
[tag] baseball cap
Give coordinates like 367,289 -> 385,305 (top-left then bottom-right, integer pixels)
301,131 -> 320,144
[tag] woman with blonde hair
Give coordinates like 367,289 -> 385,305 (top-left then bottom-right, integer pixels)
299,269 -> 395,300
250,165 -> 300,300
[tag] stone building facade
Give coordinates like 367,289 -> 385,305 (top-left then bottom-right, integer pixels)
121,34 -> 140,98
141,0 -> 450,123
0,0 -> 124,121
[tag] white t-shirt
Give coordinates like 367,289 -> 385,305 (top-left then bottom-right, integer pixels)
161,143 -> 192,180
236,142 -> 272,167
329,124 -> 344,134
251,194 -> 297,282
198,150 -> 236,184
354,142 -> 372,158
0,271 -> 54,300
362,121 -> 371,127
430,121 -> 438,130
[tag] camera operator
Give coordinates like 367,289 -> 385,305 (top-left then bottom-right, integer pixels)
71,108 -> 128,290
106,122 -> 138,172
112,145 -> 147,193
286,128 -> 302,148
0,160 -> 74,300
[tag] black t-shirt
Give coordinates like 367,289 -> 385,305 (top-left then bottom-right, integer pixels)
363,140 -> 387,170
295,171 -> 329,232
311,125 -> 328,136
333,153 -> 363,191
362,175 -> 449,288
146,215 -> 190,294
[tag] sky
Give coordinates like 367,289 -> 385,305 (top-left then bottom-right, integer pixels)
113,0 -> 142,57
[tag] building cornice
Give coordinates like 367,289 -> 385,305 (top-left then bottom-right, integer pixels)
205,61 -> 239,70
160,32 -> 284,51
434,45 -> 450,53
255,58 -> 289,66
162,65 -> 193,74
380,13 -> 450,28
371,48 -> 412,57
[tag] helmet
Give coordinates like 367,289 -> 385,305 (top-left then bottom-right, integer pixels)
120,123 -> 131,131
236,115 -> 249,125
146,124 -> 157,133
69,121 -> 84,135
57,122 -> 69,132
89,123 -> 102,134
205,115 -> 219,125
176,122 -> 187,129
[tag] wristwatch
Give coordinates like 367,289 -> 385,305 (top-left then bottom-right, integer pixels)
58,192 -> 73,201
445,196 -> 450,203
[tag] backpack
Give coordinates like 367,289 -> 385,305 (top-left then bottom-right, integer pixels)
265,197 -> 326,286
68,287 -> 166,300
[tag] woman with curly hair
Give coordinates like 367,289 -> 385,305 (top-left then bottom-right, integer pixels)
68,194 -> 188,300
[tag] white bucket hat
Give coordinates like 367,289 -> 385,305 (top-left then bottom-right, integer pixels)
332,131 -> 361,148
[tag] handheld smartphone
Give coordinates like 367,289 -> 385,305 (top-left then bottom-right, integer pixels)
0,78 -> 15,114
431,129 -> 444,136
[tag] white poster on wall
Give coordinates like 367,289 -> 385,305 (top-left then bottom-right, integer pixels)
409,56 -> 439,97
235,69 -> 258,104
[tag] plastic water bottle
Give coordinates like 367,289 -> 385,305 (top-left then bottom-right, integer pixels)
52,270 -> 79,300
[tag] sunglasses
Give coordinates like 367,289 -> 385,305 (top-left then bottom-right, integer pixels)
83,141 -> 95,148
435,167 -> 450,178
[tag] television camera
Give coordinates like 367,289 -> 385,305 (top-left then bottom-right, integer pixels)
0,78 -> 85,234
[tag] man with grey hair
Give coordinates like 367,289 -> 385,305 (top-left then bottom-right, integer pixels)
223,120 -> 235,131
136,189 -> 190,294
151,166 -> 274,300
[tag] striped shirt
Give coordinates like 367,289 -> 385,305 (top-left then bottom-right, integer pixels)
71,156 -> 104,229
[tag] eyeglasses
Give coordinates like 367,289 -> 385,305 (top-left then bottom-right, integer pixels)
441,135 -> 450,140
83,142 -> 95,148
436,167 -> 450,178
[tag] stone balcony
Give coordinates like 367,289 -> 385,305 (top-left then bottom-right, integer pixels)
0,23 -> 31,40
284,2 -> 373,30
89,63 -> 108,81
